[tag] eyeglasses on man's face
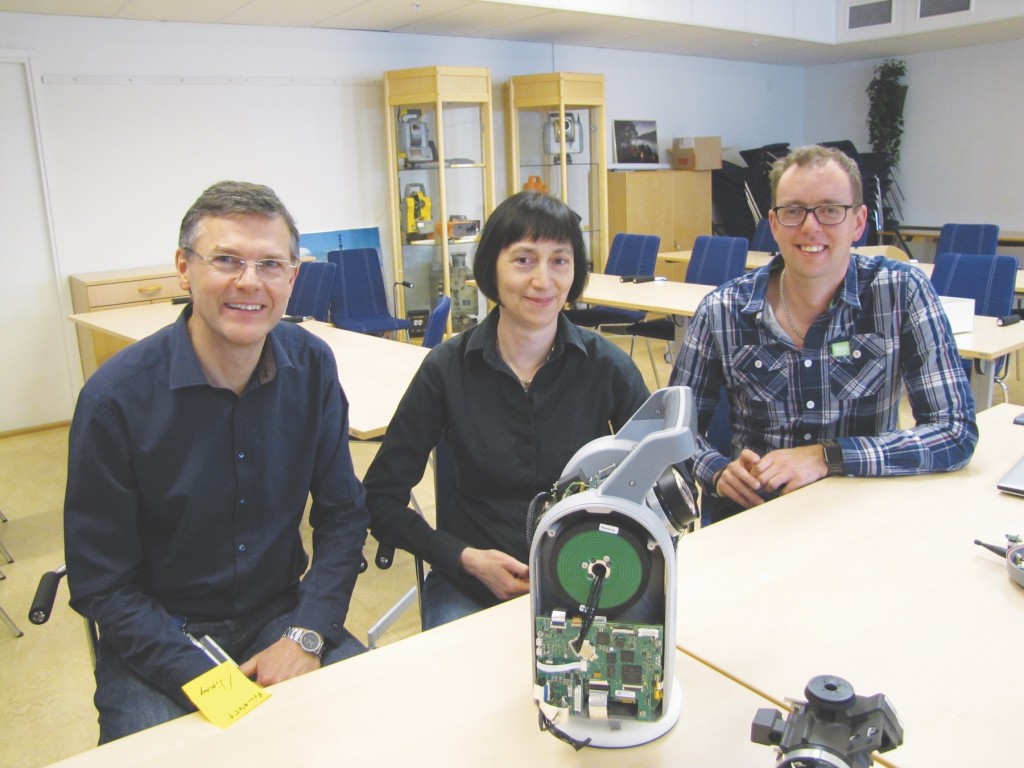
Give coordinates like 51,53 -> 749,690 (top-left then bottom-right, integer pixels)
183,247 -> 297,283
771,204 -> 858,227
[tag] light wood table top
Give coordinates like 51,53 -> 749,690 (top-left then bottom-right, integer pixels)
49,596 -> 780,768
578,272 -> 714,317
69,303 -> 428,439
675,402 -> 1024,767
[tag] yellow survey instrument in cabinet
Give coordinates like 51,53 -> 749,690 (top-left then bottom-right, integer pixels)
402,183 -> 434,242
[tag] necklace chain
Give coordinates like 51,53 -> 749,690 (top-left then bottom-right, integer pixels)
778,270 -> 802,342
498,339 -> 555,391
779,269 -> 806,341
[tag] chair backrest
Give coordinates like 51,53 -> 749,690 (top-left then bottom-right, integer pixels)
604,233 -> 661,277
750,217 -> 778,252
285,260 -> 337,321
930,252 -> 1016,318
936,223 -> 999,256
686,235 -> 749,287
422,295 -> 452,349
327,248 -> 392,321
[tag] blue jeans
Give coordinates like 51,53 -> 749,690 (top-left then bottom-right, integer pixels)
420,571 -> 496,631
94,604 -> 365,744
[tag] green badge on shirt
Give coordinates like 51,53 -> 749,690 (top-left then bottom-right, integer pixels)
830,340 -> 851,358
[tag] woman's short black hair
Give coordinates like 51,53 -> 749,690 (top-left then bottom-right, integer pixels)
472,191 -> 589,304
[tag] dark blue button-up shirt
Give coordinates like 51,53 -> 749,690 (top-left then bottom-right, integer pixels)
671,254 -> 978,492
65,307 -> 368,704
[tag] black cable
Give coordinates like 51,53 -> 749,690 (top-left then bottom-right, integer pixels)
538,709 -> 592,751
570,564 -> 606,655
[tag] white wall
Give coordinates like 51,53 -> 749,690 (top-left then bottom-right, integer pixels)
804,38 -> 1024,231
3,9 -> 1021,429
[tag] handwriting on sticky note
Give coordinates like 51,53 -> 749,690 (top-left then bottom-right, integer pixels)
182,661 -> 271,728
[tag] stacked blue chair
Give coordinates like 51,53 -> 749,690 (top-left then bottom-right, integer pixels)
285,260 -> 337,321
930,251 -> 1016,402
421,295 -> 452,349
625,235 -> 749,387
563,233 -> 661,329
750,217 -> 778,252
936,223 -> 999,257
328,248 -> 413,338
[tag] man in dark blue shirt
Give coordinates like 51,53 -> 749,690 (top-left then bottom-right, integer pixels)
64,181 -> 368,742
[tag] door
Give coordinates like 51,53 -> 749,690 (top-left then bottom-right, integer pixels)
0,56 -> 75,431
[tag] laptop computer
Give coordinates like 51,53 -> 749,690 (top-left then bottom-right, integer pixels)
997,454 -> 1024,497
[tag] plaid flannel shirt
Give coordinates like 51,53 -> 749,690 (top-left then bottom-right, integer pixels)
670,254 -> 978,493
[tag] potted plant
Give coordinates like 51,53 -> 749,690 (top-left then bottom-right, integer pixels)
866,58 -> 908,167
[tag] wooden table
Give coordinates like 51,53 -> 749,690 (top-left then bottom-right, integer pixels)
675,402 -> 1024,767
47,596 -> 779,768
69,303 -> 428,439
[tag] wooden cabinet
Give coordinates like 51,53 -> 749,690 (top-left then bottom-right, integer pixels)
607,170 -> 712,255
69,265 -> 188,377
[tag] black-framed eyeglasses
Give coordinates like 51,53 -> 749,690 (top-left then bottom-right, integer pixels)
183,247 -> 297,283
772,204 -> 857,227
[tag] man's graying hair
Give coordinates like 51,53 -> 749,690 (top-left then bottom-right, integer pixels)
178,181 -> 300,262
770,145 -> 864,207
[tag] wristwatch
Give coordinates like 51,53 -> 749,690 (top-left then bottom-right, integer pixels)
821,440 -> 844,477
283,626 -> 324,657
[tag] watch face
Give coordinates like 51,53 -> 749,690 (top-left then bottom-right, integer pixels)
300,632 -> 321,652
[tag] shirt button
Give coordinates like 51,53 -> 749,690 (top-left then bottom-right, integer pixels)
853,350 -> 861,359
237,451 -> 246,459
754,360 -> 763,369
803,433 -> 812,441
806,400 -> 816,409
239,498 -> 247,506
238,544 -> 247,553
803,359 -> 812,368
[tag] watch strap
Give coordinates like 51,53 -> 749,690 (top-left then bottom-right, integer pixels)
822,440 -> 844,477
283,626 -> 325,657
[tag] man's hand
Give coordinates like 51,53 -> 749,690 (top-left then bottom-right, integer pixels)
239,637 -> 321,687
458,547 -> 530,601
715,445 -> 830,509
751,444 -> 829,497
714,448 -> 769,509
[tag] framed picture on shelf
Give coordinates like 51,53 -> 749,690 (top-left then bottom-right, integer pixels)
613,120 -> 660,164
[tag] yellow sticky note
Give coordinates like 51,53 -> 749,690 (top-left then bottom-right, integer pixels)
182,662 -> 271,728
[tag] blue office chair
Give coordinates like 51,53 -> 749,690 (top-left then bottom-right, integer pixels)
936,223 -> 999,257
421,295 -> 452,349
563,233 -> 661,328
624,236 -> 748,387
328,248 -> 413,338
285,260 -> 337,321
930,251 -> 1017,401
750,217 -> 778,252
685,235 -> 750,286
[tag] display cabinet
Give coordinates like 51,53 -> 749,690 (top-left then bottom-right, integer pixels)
505,73 -> 609,270
383,66 -> 496,334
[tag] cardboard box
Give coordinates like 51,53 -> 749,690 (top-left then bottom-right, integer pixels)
670,136 -> 722,170
939,295 -> 975,335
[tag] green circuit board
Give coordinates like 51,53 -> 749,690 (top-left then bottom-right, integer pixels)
534,614 -> 665,722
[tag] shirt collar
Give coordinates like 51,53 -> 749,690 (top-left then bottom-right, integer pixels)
168,303 -> 294,391
465,308 -> 588,367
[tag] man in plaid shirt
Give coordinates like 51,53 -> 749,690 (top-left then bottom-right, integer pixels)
671,145 -> 977,522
